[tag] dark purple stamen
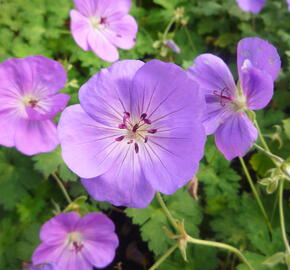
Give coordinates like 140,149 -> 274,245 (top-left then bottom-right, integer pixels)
144,136 -> 148,143
115,136 -> 125,142
118,124 -> 126,129
28,99 -> 38,108
134,143 -> 139,154
140,113 -> 147,120
100,17 -> 107,24
213,87 -> 232,107
147,129 -> 157,134
132,124 -> 139,133
143,118 -> 151,124
73,242 -> 83,253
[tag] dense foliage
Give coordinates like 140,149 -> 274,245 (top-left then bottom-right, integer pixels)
0,0 -> 289,269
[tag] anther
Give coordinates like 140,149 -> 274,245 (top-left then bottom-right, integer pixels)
143,119 -> 152,124
134,143 -> 139,154
115,136 -> 125,142
144,136 -> 148,143
140,113 -> 147,120
118,124 -> 126,129
132,124 -> 139,132
147,129 -> 157,134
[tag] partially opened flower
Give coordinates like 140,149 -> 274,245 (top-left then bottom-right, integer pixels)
188,37 -> 281,160
58,60 -> 206,208
70,0 -> 137,62
32,212 -> 118,270
0,56 -> 69,156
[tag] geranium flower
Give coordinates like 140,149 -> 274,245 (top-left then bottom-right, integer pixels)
0,56 -> 69,156
32,212 -> 118,270
70,0 -> 138,62
58,60 -> 206,208
188,37 -> 281,160
236,0 -> 290,13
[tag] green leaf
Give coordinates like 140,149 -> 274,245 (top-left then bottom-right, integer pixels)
263,252 -> 285,267
33,147 -> 77,182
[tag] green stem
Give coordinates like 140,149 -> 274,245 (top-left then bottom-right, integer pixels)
239,157 -> 273,234
163,17 -> 176,40
156,192 -> 178,230
51,172 -> 72,204
279,179 -> 290,253
149,242 -> 179,270
253,143 -> 284,164
254,119 -> 270,152
186,236 -> 254,270
184,26 -> 196,53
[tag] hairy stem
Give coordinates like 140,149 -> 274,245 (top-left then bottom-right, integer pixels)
253,143 -> 284,164
149,242 -> 179,270
239,157 -> 273,234
51,172 -> 72,204
279,179 -> 290,253
186,236 -> 254,270
254,119 -> 270,152
163,17 -> 176,40
156,192 -> 178,230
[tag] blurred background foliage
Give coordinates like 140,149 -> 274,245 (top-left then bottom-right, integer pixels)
0,0 -> 290,269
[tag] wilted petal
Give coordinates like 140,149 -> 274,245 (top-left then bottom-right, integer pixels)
15,119 -> 59,155
240,60 -> 274,110
188,54 -> 236,97
236,0 -> 266,13
70,10 -> 91,51
215,112 -> 258,160
104,15 -> 137,50
237,37 -> 281,80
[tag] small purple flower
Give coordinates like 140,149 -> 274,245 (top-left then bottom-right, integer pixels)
236,0 -> 290,13
32,212 -> 118,270
236,0 -> 266,13
58,60 -> 206,208
0,56 -> 69,156
70,0 -> 138,62
188,37 -> 281,160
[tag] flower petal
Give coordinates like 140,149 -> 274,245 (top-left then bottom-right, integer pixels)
104,15 -> 137,50
58,104 -> 135,178
79,60 -> 144,125
237,37 -> 281,81
39,212 -> 80,245
0,109 -> 20,147
14,119 -> 59,155
73,0 -> 131,17
76,213 -> 117,240
32,244 -> 65,266
87,29 -> 119,62
240,60 -> 274,110
188,54 -> 237,97
129,60 -> 206,194
81,148 -> 155,208
215,112 -> 258,160
70,10 -> 91,51
26,94 -> 70,120
82,237 -> 117,268
236,0 -> 266,13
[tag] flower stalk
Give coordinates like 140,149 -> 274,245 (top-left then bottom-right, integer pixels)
153,192 -> 255,270
51,172 -> 72,204
239,157 -> 273,234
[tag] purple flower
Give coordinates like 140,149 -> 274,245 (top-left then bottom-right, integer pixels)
0,56 -> 69,156
188,37 -> 281,160
236,0 -> 266,13
32,212 -> 118,270
58,60 -> 206,208
236,0 -> 290,13
70,0 -> 138,62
